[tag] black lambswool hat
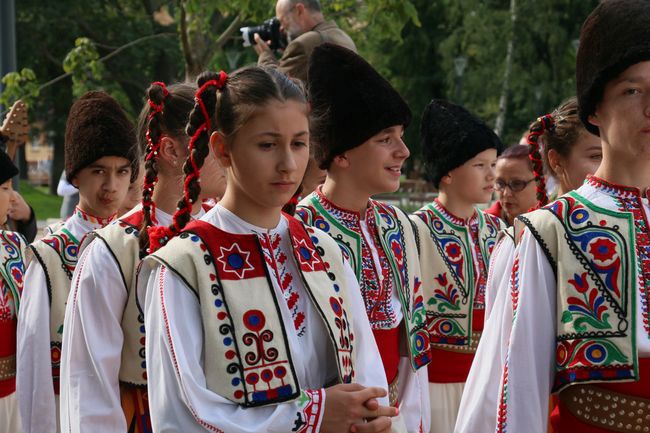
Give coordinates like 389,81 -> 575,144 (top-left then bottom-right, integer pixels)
0,149 -> 18,185
421,99 -> 503,188
308,43 -> 412,170
577,0 -> 650,136
65,91 -> 137,182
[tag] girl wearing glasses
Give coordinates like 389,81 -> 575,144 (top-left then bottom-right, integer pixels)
486,145 -> 537,226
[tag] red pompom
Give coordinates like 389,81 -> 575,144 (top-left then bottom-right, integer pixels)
147,225 -> 175,253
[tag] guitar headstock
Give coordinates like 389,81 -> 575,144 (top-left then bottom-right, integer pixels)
1,100 -> 29,159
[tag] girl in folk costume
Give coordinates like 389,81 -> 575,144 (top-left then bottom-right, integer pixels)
59,83 -> 226,433
139,66 -> 397,433
455,97 -> 603,433
295,44 -> 431,433
0,149 -> 27,432
493,1 -> 650,431
17,91 -> 138,433
410,99 -> 505,433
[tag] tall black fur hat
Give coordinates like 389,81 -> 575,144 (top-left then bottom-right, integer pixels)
577,0 -> 650,136
308,43 -> 412,170
420,99 -> 503,188
65,91 -> 138,182
0,148 -> 18,185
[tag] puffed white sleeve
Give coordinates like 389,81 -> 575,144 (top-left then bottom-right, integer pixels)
454,237 -> 516,433
493,229 -> 556,433
143,263 -> 328,433
17,260 -> 58,433
60,240 -> 128,433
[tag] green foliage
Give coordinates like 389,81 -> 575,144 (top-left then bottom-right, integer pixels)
0,68 -> 39,107
63,37 -> 106,98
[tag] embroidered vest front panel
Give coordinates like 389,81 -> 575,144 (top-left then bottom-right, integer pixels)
92,210 -> 147,386
30,227 -> 80,393
413,204 -> 501,351
297,194 -> 430,370
518,192 -> 638,392
148,220 -> 354,408
0,230 -> 26,396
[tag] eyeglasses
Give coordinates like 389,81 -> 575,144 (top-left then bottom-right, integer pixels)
494,178 -> 536,192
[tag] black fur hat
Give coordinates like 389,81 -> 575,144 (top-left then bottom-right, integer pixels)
308,43 -> 412,170
420,99 -> 503,188
577,0 -> 650,136
0,148 -> 18,185
65,91 -> 138,182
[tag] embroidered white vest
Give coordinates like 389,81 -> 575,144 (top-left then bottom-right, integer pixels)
145,218 -> 357,407
297,196 -> 431,371
87,211 -> 147,386
411,205 -> 503,351
516,192 -> 639,392
29,227 -> 80,392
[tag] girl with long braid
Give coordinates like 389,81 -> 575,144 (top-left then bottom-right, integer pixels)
455,97 -> 603,433
59,82 -> 226,433
139,66 -> 397,433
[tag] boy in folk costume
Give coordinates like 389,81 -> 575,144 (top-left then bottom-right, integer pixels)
410,99 -> 505,433
494,1 -> 650,432
140,67 -> 398,433
0,149 -> 27,432
59,83 -> 226,433
17,91 -> 137,433
295,44 -> 431,433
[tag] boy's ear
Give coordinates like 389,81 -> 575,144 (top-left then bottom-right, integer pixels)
439,173 -> 452,186
332,153 -> 350,169
210,132 -> 231,167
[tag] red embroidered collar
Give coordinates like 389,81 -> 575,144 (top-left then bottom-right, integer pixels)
74,207 -> 116,228
315,186 -> 373,224
433,198 -> 478,226
586,175 -> 650,200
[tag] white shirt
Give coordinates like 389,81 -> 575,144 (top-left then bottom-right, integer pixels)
17,209 -> 110,433
59,208 -> 176,433
141,205 -> 389,432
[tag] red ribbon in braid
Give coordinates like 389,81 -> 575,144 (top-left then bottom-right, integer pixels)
148,71 -> 228,253
526,114 -> 554,211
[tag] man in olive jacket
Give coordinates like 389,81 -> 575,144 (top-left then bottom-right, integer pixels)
254,0 -> 357,83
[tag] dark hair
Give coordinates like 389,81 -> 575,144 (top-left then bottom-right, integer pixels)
540,97 -> 585,176
498,144 -> 533,169
524,114 -> 554,209
136,82 -> 195,256
148,66 -> 307,252
289,0 -> 321,12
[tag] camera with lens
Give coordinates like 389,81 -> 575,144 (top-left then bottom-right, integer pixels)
240,17 -> 288,50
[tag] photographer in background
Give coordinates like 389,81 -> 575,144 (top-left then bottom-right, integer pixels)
254,0 -> 356,82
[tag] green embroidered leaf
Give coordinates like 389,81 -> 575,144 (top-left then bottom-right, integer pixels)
57,325 -> 64,335
561,311 -> 573,324
573,314 -> 611,333
438,302 -> 461,312
427,298 -> 437,306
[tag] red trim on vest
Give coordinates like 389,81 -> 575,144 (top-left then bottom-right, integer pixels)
427,309 -> 484,383
184,220 -> 266,280
372,326 -> 400,384
556,358 -> 650,432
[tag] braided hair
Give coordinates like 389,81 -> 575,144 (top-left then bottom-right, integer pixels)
136,82 -> 195,256
147,66 -> 307,252
525,114 -> 554,210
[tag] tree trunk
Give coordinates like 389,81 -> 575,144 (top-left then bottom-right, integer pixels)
494,0 -> 516,138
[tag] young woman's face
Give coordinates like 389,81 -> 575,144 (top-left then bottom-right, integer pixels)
558,132 -> 602,192
443,148 -> 497,205
219,99 -> 309,212
0,179 -> 15,225
494,157 -> 536,221
339,125 -> 410,196
72,155 -> 132,218
589,60 -> 650,164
